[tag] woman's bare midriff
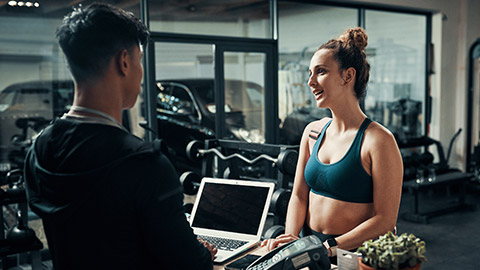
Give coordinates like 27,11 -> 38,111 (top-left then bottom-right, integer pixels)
306,191 -> 374,235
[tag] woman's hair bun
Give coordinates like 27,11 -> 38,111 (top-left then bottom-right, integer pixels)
338,27 -> 368,51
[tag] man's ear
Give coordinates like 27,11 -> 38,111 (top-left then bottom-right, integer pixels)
343,67 -> 356,85
117,49 -> 129,76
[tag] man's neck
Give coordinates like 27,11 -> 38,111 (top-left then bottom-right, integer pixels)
72,80 -> 123,123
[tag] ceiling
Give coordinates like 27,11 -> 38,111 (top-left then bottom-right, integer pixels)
0,0 -> 273,22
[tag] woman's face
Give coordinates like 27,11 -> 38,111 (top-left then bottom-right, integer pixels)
308,49 -> 346,108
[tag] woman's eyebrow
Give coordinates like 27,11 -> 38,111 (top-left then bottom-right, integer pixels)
309,64 -> 328,71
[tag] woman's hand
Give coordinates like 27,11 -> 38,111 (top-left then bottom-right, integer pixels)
198,238 -> 218,260
260,233 -> 299,251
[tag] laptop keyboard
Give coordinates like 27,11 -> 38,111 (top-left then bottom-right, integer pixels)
198,235 -> 248,251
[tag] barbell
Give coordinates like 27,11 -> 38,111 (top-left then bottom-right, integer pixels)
185,140 -> 299,176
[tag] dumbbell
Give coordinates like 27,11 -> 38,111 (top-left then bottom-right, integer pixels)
270,188 -> 291,219
420,151 -> 434,165
186,140 -> 204,162
5,169 -> 26,200
410,152 -> 421,165
263,225 -> 285,239
404,166 -> 417,180
402,155 -> 413,167
180,171 -> 202,195
7,211 -> 37,246
183,202 -> 194,214
276,150 -> 298,176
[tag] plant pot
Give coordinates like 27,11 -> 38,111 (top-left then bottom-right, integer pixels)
357,258 -> 422,270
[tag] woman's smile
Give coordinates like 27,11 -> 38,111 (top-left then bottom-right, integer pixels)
313,89 -> 324,100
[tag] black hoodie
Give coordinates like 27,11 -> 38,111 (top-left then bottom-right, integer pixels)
24,118 -> 212,270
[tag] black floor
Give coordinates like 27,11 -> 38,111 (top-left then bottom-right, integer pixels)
395,180 -> 480,270
4,181 -> 480,270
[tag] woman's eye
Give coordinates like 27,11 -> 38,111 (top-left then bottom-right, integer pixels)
317,68 -> 325,74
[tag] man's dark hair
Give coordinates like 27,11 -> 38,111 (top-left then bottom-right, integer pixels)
56,3 -> 150,82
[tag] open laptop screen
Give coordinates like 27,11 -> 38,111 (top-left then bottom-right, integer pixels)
191,182 -> 270,235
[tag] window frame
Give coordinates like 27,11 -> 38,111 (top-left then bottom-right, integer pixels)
139,0 -> 432,143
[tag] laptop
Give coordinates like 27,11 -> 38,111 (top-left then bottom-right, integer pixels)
189,177 -> 275,264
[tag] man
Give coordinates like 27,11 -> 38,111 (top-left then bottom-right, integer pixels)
24,3 -> 216,269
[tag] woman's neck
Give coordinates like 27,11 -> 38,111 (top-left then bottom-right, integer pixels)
329,101 -> 366,133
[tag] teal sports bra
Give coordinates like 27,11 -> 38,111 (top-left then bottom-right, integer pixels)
304,118 -> 373,203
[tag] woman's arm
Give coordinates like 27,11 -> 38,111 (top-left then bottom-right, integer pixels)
262,121 -> 319,251
334,123 -> 403,251
284,122 -> 314,235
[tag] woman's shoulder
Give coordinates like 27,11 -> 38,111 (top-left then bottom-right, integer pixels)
366,120 -> 393,135
364,120 -> 398,149
305,117 -> 332,132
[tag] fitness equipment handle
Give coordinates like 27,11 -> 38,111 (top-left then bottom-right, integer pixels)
197,148 -> 277,165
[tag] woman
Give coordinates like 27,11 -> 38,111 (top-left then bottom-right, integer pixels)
261,27 -> 403,259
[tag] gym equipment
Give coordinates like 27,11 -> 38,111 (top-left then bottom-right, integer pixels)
466,39 -> 480,172
184,139 -> 299,226
270,189 -> 291,219
188,142 -> 277,165
7,118 -> 50,171
263,225 -> 285,240
276,150 -> 299,177
183,202 -> 194,214
180,171 -> 202,195
402,171 -> 474,223
186,139 -> 299,182
398,134 -> 474,223
420,151 -> 434,165
186,140 -> 204,163
5,169 -> 26,200
6,212 -> 36,246
0,169 -> 43,270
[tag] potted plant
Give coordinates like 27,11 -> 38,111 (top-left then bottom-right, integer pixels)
356,231 -> 427,270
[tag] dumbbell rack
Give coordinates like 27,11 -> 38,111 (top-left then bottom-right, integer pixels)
0,185 -> 42,269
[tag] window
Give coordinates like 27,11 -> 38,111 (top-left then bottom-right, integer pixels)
0,0 -> 142,175
278,2 -> 357,144
364,10 -> 428,140
277,2 -> 429,145
157,82 -> 199,118
224,52 -> 266,143
148,0 -> 271,39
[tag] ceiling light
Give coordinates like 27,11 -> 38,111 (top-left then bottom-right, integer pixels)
25,2 -> 32,7
8,0 -> 17,6
34,2 -> 39,7
17,1 -> 24,6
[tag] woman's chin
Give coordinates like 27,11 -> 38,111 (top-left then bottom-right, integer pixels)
315,99 -> 327,109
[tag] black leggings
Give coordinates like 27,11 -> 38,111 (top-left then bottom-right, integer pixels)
299,224 -> 341,265
299,224 -> 340,242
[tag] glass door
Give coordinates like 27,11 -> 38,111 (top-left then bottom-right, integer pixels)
220,51 -> 266,144
214,43 -> 276,144
150,38 -> 276,174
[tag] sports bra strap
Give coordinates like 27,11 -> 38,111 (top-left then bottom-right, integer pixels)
308,118 -> 331,154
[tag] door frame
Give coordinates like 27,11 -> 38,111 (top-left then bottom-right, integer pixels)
149,32 -> 279,143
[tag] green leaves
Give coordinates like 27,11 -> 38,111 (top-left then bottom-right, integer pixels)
357,231 -> 427,269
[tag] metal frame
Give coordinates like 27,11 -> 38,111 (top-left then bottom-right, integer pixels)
425,14 -> 433,136
466,38 -> 480,171
140,0 -> 157,142
140,0 -> 279,143
285,0 -> 432,15
215,43 -> 277,142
